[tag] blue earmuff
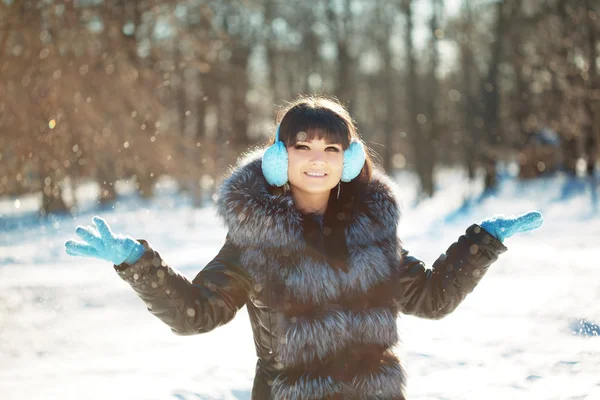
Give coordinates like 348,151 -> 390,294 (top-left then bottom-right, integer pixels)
261,126 -> 289,187
261,126 -> 367,187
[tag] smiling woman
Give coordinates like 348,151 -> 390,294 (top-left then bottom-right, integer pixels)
65,95 -> 543,400
269,96 -> 372,218
286,137 -> 344,214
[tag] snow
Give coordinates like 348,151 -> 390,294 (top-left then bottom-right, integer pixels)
1,167 -> 599,400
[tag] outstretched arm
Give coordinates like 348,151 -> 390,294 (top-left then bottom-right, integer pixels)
392,211 -> 543,319
114,237 -> 252,335
393,224 -> 507,319
65,216 -> 252,335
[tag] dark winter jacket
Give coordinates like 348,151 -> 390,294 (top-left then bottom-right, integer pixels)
113,154 -> 507,400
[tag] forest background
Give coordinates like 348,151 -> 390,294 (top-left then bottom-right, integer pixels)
1,0 -> 599,215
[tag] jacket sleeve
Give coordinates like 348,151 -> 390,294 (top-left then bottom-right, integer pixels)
113,236 -> 252,335
392,224 -> 508,320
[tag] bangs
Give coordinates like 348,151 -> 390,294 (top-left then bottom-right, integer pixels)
278,107 -> 352,149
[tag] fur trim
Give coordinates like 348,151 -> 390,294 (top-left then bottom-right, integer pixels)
271,375 -> 343,400
217,150 -> 402,306
216,149 -> 304,251
216,149 -> 407,398
271,355 -> 406,400
342,245 -> 390,293
350,357 -> 406,399
277,307 -> 399,367
216,149 -> 401,250
280,244 -> 390,306
285,257 -> 341,304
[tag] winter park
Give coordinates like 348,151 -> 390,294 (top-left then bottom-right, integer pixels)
1,1 -> 600,399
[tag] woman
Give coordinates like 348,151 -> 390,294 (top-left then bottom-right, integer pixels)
65,96 -> 543,399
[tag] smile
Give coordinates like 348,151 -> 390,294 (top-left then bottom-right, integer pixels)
304,172 -> 327,177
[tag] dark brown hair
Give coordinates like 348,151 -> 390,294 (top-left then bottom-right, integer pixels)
268,95 -> 376,272
274,95 -> 373,185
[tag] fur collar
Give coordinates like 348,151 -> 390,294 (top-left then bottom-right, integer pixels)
215,149 -> 407,398
216,149 -> 402,250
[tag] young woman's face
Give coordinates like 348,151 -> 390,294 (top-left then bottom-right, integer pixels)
287,134 -> 344,195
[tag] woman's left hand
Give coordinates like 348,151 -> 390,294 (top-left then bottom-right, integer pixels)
479,211 -> 544,243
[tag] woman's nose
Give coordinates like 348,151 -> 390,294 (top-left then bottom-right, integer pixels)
310,153 -> 326,165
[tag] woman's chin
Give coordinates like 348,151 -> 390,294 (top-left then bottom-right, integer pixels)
290,181 -> 336,195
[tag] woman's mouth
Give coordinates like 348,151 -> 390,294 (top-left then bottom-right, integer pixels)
304,172 -> 327,178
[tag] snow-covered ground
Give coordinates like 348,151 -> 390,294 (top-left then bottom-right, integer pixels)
1,167 -> 598,400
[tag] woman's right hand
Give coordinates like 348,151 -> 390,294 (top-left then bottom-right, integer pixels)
65,216 -> 145,265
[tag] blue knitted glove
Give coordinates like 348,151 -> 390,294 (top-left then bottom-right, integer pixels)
65,216 -> 146,265
479,211 -> 544,243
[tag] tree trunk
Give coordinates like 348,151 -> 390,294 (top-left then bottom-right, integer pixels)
190,75 -> 208,207
480,0 -> 508,191
421,0 -> 442,197
175,41 -> 187,138
328,0 -> 354,109
555,0 -> 579,176
585,0 -> 599,176
461,0 -> 478,182
264,0 -> 281,101
136,173 -> 156,199
402,0 -> 426,198
376,1 -> 396,174
230,42 -> 251,156
40,176 -> 69,217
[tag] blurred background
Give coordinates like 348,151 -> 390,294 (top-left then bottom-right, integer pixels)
1,0 -> 598,216
2,2 -> 600,399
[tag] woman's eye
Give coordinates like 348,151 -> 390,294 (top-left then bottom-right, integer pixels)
293,144 -> 340,152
